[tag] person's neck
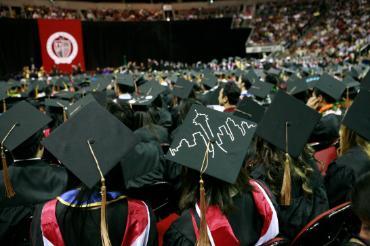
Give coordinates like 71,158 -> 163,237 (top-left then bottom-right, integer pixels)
223,103 -> 235,110
359,225 -> 370,244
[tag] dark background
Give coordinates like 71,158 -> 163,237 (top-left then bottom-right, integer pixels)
0,18 -> 250,78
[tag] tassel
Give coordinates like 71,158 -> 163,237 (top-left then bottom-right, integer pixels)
280,153 -> 292,206
100,178 -> 111,246
2,99 -> 6,112
197,177 -> 209,246
35,86 -> 39,99
1,146 -> 15,198
63,109 -> 68,122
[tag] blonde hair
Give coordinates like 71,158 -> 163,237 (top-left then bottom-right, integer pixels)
339,125 -> 370,159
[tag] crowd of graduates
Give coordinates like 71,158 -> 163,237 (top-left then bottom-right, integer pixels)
0,56 -> 370,245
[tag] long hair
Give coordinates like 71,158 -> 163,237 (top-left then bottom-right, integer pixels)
339,125 -> 370,158
252,137 -> 314,202
178,167 -> 251,214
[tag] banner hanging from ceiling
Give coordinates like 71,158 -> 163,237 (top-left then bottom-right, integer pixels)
38,19 -> 85,73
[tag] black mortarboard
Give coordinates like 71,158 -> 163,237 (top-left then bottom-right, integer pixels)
42,101 -> 138,188
54,91 -> 78,101
138,80 -> 165,96
244,69 -> 260,84
303,75 -> 321,89
256,91 -> 321,158
362,71 -> 370,90
44,98 -> 70,109
172,78 -> 194,99
234,97 -> 265,123
267,67 -> 280,76
89,79 -> 112,92
67,94 -> 105,118
287,77 -> 308,95
342,90 -> 370,141
0,101 -> 52,151
129,92 -> 160,111
314,73 -> 346,101
0,86 -> 9,101
248,81 -> 274,98
116,74 -> 134,88
202,72 -> 218,88
166,104 -> 257,183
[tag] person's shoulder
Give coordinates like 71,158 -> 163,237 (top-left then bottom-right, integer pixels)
164,210 -> 195,246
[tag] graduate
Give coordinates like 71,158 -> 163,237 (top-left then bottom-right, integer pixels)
0,101 -> 68,244
30,101 -> 157,246
218,81 -> 241,113
250,91 -> 329,239
164,104 -> 279,245
325,90 -> 370,207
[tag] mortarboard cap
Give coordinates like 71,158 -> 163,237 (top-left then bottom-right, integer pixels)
54,91 -> 78,101
202,72 -> 218,88
361,71 -> 370,90
287,77 -> 308,95
0,101 -> 52,151
234,97 -> 265,123
166,104 -> 257,183
314,73 -> 346,101
67,94 -> 105,118
0,86 -> 9,101
342,90 -> 370,141
248,81 -> 274,99
172,78 -> 194,99
303,75 -> 321,89
116,74 -> 134,88
138,80 -> 165,96
42,101 -> 138,188
256,91 -> 321,158
44,98 -> 70,109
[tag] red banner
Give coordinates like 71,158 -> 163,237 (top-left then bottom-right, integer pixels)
38,19 -> 85,73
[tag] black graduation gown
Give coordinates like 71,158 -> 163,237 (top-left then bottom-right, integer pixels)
163,189 -> 263,246
31,197 -> 158,246
325,146 -> 370,207
250,162 -> 329,239
135,125 -> 169,145
0,159 -> 68,245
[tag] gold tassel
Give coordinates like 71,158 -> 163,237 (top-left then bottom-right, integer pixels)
2,99 -> 6,112
35,86 -> 39,99
197,177 -> 209,246
280,153 -> 292,206
63,109 -> 68,122
1,146 -> 15,198
100,178 -> 111,246
87,140 -> 111,246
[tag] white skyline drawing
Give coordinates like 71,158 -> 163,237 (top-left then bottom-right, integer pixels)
169,109 -> 256,158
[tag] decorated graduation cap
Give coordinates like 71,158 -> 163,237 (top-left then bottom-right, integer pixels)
129,91 -> 161,111
314,73 -> 346,101
234,97 -> 265,123
172,78 -> 194,99
256,91 -> 321,205
0,101 -> 52,197
248,81 -> 274,99
287,77 -> 308,95
42,101 -> 138,245
342,90 -> 370,141
303,75 -> 321,89
166,104 -> 257,184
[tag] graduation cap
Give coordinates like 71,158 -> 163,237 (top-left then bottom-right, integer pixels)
303,75 -> 321,89
67,93 -> 106,118
267,67 -> 280,76
362,71 -> 370,90
166,104 -> 257,184
0,101 -> 52,197
248,81 -> 274,99
89,79 -> 112,92
234,97 -> 265,123
138,80 -> 165,96
202,72 -> 218,88
44,98 -> 70,122
54,91 -> 78,101
116,73 -> 134,88
342,90 -> 370,141
314,73 -> 346,101
128,92 -> 160,111
172,78 -> 194,99
256,91 -> 321,158
256,91 -> 321,205
42,101 -> 138,245
287,77 -> 308,95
